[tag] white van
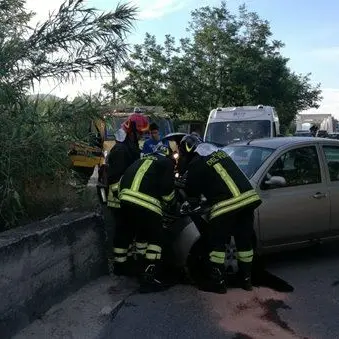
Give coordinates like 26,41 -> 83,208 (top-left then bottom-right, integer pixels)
203,105 -> 280,146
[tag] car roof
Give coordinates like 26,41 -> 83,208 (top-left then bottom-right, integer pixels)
226,137 -> 339,149
162,132 -> 188,139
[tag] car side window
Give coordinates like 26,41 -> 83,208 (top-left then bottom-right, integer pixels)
323,146 -> 339,182
264,146 -> 321,188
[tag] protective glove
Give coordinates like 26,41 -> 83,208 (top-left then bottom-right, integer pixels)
180,201 -> 193,215
175,177 -> 186,189
180,200 -> 211,216
163,213 -> 177,226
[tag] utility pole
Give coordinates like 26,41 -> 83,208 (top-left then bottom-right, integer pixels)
111,63 -> 116,106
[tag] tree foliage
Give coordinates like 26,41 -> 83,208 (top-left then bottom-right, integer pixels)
0,0 -> 137,229
105,2 -> 322,125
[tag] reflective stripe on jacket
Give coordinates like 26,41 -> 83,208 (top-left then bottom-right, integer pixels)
184,146 -> 262,220
118,155 -> 175,215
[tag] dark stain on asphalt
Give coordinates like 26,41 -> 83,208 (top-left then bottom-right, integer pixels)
235,302 -> 251,313
331,280 -> 339,287
260,299 -> 293,333
232,333 -> 254,339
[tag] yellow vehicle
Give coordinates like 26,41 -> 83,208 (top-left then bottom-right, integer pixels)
68,107 -> 175,184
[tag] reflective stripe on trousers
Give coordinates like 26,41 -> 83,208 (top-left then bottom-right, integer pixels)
113,247 -> 128,263
237,249 -> 254,263
209,251 -> 225,264
136,242 -> 148,255
145,244 -> 162,260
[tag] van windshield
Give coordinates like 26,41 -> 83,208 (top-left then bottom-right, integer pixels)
205,120 -> 271,146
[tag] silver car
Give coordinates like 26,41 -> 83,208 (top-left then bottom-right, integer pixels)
223,136 -> 339,254
172,137 -> 339,271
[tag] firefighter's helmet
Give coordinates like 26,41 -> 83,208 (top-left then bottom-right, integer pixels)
154,142 -> 173,157
122,113 -> 149,135
179,134 -> 202,157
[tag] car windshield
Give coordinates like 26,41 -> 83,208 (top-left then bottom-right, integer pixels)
223,145 -> 274,178
205,120 -> 271,146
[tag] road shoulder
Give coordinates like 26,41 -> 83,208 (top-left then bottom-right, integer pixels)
13,275 -> 138,339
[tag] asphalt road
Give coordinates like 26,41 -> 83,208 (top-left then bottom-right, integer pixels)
102,243 -> 339,339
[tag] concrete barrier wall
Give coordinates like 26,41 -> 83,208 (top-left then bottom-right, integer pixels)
0,212 -> 108,339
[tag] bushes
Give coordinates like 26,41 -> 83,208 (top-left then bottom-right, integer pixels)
0,95 -> 105,230
0,0 -> 137,230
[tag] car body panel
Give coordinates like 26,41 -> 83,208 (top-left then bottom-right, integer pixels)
224,137 -> 339,252
255,142 -> 330,246
169,136 -> 339,268
317,142 -> 339,234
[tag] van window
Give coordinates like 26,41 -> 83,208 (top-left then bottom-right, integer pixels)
205,120 -> 271,146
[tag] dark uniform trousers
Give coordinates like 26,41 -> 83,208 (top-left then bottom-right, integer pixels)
207,207 -> 255,278
108,183 -> 148,260
113,201 -> 163,265
106,140 -> 141,262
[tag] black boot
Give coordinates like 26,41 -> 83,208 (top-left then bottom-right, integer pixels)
241,276 -> 253,291
134,254 -> 146,278
113,261 -> 136,277
238,262 -> 253,291
199,264 -> 227,294
139,262 -> 171,293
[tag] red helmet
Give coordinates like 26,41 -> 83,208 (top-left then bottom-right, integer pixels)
122,113 -> 149,135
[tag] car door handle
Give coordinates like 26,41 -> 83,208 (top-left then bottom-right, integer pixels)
313,192 -> 327,199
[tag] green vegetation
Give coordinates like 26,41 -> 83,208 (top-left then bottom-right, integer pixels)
0,0 -> 137,230
0,0 -> 322,230
104,2 -> 322,126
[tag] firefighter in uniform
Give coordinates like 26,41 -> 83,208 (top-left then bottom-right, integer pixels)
115,143 -> 177,293
106,113 -> 149,276
178,134 -> 262,294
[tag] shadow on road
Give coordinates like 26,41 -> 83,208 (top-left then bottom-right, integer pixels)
251,241 -> 339,293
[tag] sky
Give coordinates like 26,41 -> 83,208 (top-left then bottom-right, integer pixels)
25,0 -> 339,117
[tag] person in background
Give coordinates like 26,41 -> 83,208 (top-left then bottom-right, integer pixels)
141,122 -> 168,155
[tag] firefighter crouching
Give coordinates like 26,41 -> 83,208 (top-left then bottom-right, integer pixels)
178,134 -> 262,294
114,143 -> 177,293
106,113 -> 149,276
